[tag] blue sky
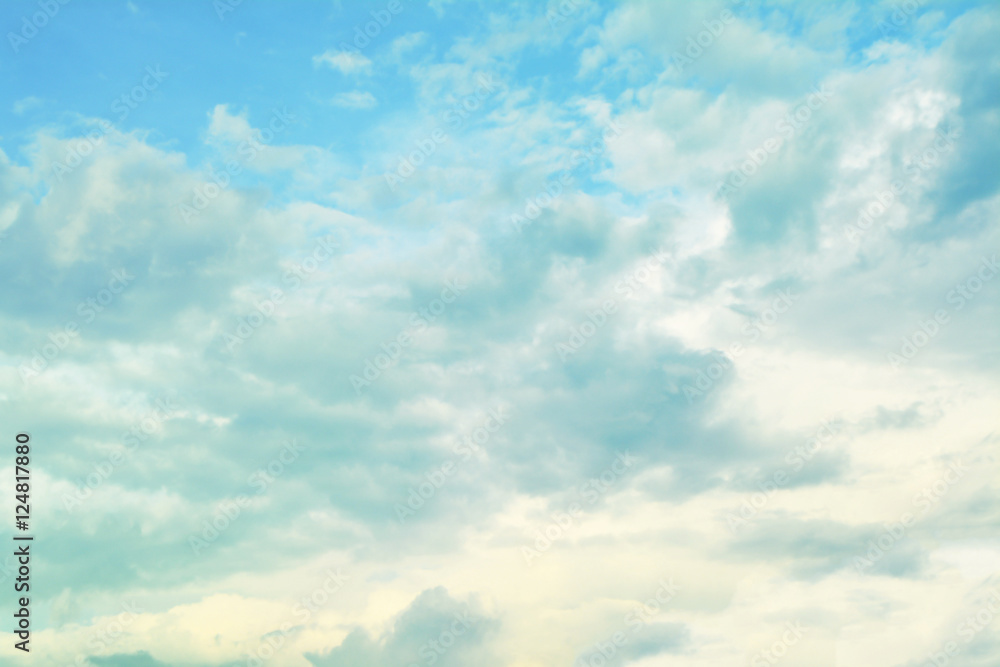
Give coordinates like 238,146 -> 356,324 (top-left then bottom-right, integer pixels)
1,1 -> 999,666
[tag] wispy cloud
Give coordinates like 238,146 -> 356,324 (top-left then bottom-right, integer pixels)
12,96 -> 42,114
313,49 -> 373,74
331,90 -> 377,109
1,2 -> 998,666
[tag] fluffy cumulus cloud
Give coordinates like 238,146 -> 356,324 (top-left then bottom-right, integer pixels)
0,0 -> 998,665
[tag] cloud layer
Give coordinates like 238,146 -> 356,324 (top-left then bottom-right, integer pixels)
0,0 -> 998,665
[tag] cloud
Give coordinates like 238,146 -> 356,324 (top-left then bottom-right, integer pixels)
206,104 -> 255,143
331,91 -> 378,109
306,588 -> 501,667
12,96 -> 42,114
203,103 -> 317,172
2,2 -> 999,666
313,49 -> 373,75
390,32 -> 428,60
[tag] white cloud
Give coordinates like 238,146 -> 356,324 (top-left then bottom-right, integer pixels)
390,31 -> 428,60
12,96 -> 42,114
206,104 -> 254,142
313,49 -> 373,75
331,91 -> 378,109
3,3 -> 999,666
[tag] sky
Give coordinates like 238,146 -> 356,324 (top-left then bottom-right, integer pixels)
0,0 -> 999,665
